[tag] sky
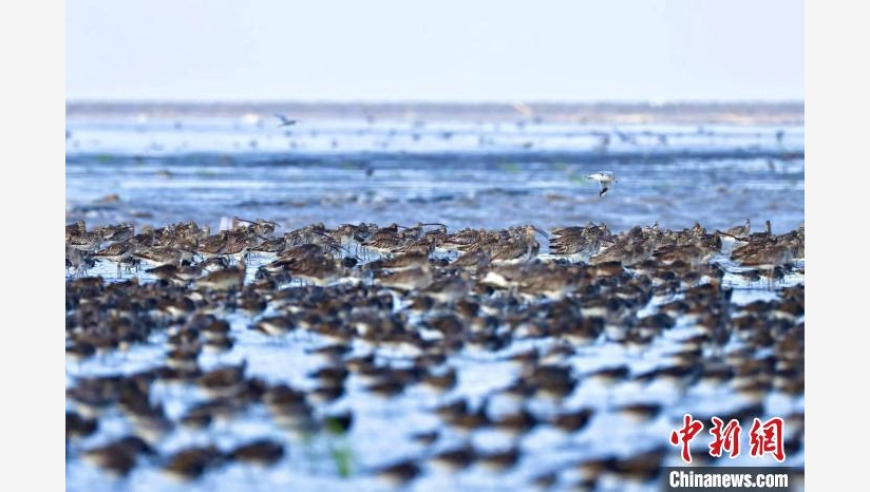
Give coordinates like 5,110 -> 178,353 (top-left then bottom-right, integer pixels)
66,0 -> 804,102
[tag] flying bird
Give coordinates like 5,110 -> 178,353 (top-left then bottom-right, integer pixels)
587,171 -> 617,197
274,113 -> 298,127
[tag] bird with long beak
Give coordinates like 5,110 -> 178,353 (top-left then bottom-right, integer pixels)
491,225 -> 549,264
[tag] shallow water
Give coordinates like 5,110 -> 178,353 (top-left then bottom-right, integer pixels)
66,111 -> 804,492
66,115 -> 803,235
66,257 -> 804,492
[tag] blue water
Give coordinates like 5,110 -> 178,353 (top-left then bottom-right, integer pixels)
65,110 -> 804,492
66,115 -> 803,235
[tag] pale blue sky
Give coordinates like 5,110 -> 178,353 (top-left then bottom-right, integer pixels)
66,0 -> 804,102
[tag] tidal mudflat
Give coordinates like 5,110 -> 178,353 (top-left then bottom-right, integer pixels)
66,217 -> 804,492
66,103 -> 804,491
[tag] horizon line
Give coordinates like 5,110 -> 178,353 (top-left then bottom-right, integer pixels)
66,99 -> 804,125
67,99 -> 804,106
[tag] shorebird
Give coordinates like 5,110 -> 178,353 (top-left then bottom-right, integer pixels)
478,447 -> 521,473
195,261 -> 246,291
549,223 -> 610,261
374,459 -> 421,487
429,444 -> 477,472
586,171 -> 617,197
229,439 -> 285,467
718,219 -> 751,240
274,113 -> 298,127
81,436 -> 154,478
66,411 -> 98,440
162,445 -> 225,481
94,241 -> 135,275
253,315 -> 295,337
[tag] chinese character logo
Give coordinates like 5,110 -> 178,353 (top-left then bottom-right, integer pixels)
708,417 -> 742,458
670,414 -> 705,463
749,417 -> 785,462
669,414 -> 786,463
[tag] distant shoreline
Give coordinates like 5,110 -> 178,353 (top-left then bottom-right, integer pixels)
66,101 -> 804,125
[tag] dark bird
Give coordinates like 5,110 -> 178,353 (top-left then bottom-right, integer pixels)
274,113 -> 298,127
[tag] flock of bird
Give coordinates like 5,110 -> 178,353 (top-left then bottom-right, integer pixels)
66,217 -> 804,490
